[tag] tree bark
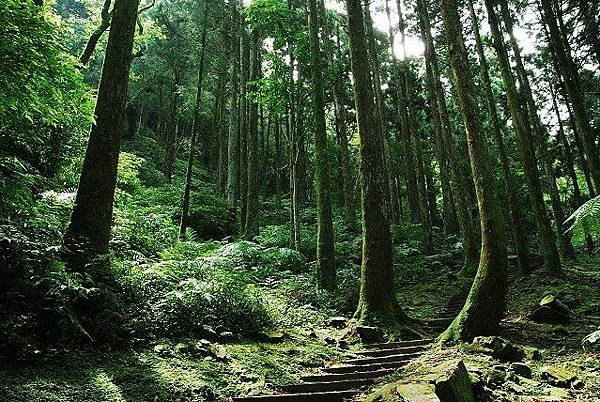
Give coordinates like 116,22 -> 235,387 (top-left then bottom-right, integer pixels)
308,0 -> 336,289
64,0 -> 141,268
179,0 -> 209,239
466,0 -> 529,275
539,0 -> 600,194
438,0 -> 508,342
226,0 -> 241,232
345,0 -> 408,323
416,0 -> 479,267
485,0 -> 562,275
244,32 -> 261,240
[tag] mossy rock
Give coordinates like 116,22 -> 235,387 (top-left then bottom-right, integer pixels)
540,366 -> 578,388
433,360 -> 475,402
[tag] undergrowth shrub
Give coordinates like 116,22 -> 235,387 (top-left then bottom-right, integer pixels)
124,257 -> 272,338
217,241 -> 307,275
0,194 -> 126,358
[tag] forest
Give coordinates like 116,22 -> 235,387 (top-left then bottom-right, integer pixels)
1,0 -> 600,400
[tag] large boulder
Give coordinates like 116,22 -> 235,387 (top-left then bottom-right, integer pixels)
529,294 -> 571,325
434,360 -> 475,402
472,336 -> 524,362
582,330 -> 600,352
540,366 -> 578,388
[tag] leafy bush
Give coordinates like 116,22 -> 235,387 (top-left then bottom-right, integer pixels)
124,257 -> 273,338
217,241 -> 307,275
0,197 -> 126,358
187,186 -> 230,239
112,186 -> 180,259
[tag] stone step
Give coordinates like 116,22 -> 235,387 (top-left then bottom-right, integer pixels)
345,351 -> 423,366
277,378 -> 374,393
365,338 -> 433,350
301,368 -> 393,383
228,390 -> 359,402
356,345 -> 428,357
322,361 -> 409,374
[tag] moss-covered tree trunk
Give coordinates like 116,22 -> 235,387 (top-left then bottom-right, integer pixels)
226,0 -> 241,233
438,0 -> 508,342
549,83 -> 594,252
424,57 -> 458,234
217,20 -> 231,196
466,0 -> 529,275
539,0 -> 600,194
239,27 -> 250,232
498,0 -> 574,261
485,0 -> 562,275
64,0 -> 141,268
363,0 -> 398,224
244,32 -> 261,240
416,0 -> 478,267
345,0 -> 408,323
308,0 -> 336,289
179,0 -> 209,240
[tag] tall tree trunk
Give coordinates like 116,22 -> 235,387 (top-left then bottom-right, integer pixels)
64,0 -> 141,268
577,0 -> 600,65
179,0 -> 209,239
362,0 -> 398,224
424,57 -> 458,234
438,0 -> 507,342
550,83 -> 594,252
217,21 -> 231,196
327,13 -> 355,227
164,75 -> 180,184
466,0 -> 529,274
395,0 -> 421,222
539,0 -> 600,193
485,0 -> 562,275
308,0 -> 336,290
499,0 -> 574,261
345,0 -> 408,323
239,27 -> 250,231
244,32 -> 261,239
274,118 -> 282,208
226,0 -> 241,232
288,46 -> 301,250
416,0 -> 479,267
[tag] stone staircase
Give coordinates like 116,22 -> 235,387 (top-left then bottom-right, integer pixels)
225,294 -> 468,402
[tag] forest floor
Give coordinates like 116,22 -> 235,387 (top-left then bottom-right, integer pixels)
1,251 -> 599,401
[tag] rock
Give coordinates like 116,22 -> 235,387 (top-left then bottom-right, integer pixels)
174,342 -> 192,354
219,331 -> 234,342
256,329 -> 286,343
209,344 -> 228,360
525,347 -> 542,361
356,325 -> 383,342
396,383 -> 441,401
472,336 -> 524,362
582,330 -> 600,352
153,343 -> 172,356
323,336 -> 336,345
434,360 -> 475,402
540,366 -> 577,388
529,295 -> 571,324
505,380 -> 525,394
329,316 -> 347,328
484,369 -> 507,385
510,362 -> 532,378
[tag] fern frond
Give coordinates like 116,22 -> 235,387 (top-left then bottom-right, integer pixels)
565,195 -> 600,232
